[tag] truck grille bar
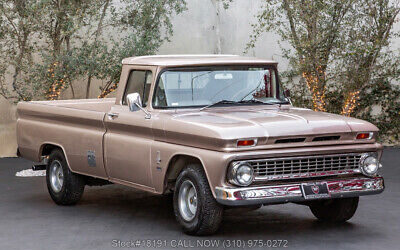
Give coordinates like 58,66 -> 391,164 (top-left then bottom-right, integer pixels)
246,153 -> 363,182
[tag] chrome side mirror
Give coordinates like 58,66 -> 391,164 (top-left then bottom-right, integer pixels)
127,93 -> 142,111
126,93 -> 151,119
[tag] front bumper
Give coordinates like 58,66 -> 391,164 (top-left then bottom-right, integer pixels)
215,176 -> 384,206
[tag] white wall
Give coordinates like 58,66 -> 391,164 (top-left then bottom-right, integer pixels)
159,0 -> 400,71
159,0 -> 285,64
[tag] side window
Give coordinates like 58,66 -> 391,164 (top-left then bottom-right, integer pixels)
122,70 -> 153,106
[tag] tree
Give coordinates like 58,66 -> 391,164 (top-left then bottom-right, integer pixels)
54,0 -> 112,99
0,0 -> 42,101
247,0 -> 399,113
98,0 -> 187,98
247,0 -> 400,142
0,0 -> 187,101
337,0 -> 400,116
34,0 -> 108,100
247,0 -> 356,112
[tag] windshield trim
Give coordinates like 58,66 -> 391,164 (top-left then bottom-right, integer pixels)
151,65 -> 283,109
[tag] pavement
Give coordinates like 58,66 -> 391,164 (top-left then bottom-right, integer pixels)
0,148 -> 399,250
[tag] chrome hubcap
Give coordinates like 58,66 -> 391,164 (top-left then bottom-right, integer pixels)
49,160 -> 64,193
178,180 -> 198,221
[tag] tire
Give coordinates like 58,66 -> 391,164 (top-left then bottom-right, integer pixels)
309,197 -> 359,222
46,149 -> 85,205
173,164 -> 223,235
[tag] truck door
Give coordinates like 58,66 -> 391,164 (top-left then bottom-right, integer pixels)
103,68 -> 154,189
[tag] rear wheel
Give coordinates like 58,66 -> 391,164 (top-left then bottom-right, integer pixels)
309,197 -> 359,222
173,164 -> 223,235
46,149 -> 85,205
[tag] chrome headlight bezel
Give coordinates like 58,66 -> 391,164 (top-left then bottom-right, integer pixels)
227,162 -> 254,187
359,152 -> 381,177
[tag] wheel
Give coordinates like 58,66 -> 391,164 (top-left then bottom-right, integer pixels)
309,197 -> 359,222
173,164 -> 223,235
46,149 -> 85,205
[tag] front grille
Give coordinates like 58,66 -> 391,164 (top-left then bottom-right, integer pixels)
247,153 -> 362,181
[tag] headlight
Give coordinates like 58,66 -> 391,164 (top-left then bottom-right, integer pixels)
359,153 -> 381,177
228,162 -> 254,186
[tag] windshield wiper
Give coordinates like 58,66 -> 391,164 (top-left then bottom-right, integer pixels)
200,99 -> 278,111
200,100 -> 237,111
242,99 -> 291,105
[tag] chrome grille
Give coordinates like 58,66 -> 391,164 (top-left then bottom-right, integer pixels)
247,153 -> 362,181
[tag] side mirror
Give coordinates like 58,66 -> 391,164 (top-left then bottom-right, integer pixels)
126,93 -> 151,119
126,93 -> 142,112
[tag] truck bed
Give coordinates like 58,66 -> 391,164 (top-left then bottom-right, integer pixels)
29,98 -> 115,112
16,98 -> 116,179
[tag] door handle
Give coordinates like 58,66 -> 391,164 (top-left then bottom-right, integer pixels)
107,112 -> 119,120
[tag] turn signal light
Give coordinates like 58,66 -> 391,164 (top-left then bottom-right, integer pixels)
356,132 -> 373,140
237,139 -> 256,147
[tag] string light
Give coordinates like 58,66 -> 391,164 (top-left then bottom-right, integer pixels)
341,90 -> 360,116
45,61 -> 118,100
46,62 -> 67,100
302,66 -> 327,112
98,82 -> 118,98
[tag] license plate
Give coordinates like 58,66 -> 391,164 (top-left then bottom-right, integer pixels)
301,182 -> 330,200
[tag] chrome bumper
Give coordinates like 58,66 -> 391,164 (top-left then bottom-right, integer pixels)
215,176 -> 384,206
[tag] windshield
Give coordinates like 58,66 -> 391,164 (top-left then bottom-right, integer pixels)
153,66 -> 288,108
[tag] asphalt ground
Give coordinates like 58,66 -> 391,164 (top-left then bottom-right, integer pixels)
0,147 -> 399,250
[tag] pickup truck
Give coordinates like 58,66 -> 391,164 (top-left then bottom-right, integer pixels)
17,55 -> 384,235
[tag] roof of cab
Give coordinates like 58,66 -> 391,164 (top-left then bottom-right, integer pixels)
121,54 -> 278,67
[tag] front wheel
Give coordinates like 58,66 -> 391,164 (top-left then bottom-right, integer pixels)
173,164 -> 223,235
46,149 -> 85,205
309,197 -> 359,222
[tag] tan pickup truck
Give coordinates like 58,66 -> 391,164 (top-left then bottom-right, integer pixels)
17,55 -> 384,235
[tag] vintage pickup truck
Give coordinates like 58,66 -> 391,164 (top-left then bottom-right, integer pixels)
17,55 -> 384,235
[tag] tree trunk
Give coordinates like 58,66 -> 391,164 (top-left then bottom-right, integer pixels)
87,0 -> 110,99
69,78 -> 75,99
86,76 -> 92,99
12,32 -> 29,100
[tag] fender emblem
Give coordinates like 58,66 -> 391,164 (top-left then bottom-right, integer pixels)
87,150 -> 96,167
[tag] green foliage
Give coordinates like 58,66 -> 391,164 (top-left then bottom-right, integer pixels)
96,0 -> 187,95
286,76 -> 400,144
248,0 -> 400,144
355,80 -> 400,144
0,0 -> 43,100
0,0 -> 187,101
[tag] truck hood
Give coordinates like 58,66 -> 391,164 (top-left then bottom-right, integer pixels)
158,106 -> 378,151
